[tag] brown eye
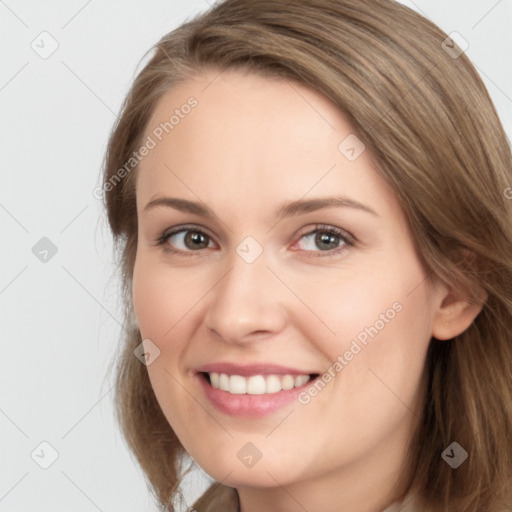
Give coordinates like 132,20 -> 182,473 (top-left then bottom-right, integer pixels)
157,226 -> 215,255
296,226 -> 354,255
301,228 -> 350,251
314,231 -> 341,251
182,231 -> 210,250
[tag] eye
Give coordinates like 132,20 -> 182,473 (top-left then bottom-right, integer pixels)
155,223 -> 355,258
293,224 -> 355,257
155,225 -> 216,256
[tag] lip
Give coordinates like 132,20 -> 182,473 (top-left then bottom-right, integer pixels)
194,362 -> 319,418
195,362 -> 317,377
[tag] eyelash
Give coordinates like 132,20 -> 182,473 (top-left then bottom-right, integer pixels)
154,223 -> 356,258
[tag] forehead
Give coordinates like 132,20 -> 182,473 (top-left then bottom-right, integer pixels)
135,68 -> 398,221
142,67 -> 352,161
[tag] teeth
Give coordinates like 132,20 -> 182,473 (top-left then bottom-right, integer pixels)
266,375 -> 282,394
294,375 -> 309,387
207,372 -> 312,394
210,372 -> 220,389
247,375 -> 266,394
219,373 -> 229,391
229,375 -> 246,394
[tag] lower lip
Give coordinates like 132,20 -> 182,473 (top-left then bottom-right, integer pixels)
196,373 -> 314,418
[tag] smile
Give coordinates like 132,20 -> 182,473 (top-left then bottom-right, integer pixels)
203,372 -> 314,395
195,365 -> 320,417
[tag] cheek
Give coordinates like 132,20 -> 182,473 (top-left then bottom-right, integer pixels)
288,261 -> 411,352
132,256 -> 188,341
132,264 -> 165,341
294,249 -> 433,398
284,262 -> 432,463
132,258 -> 200,435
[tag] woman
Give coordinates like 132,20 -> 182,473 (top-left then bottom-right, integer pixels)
102,0 -> 512,510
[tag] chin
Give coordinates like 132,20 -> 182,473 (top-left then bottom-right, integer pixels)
193,449 -> 304,489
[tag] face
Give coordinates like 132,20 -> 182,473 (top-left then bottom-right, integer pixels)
132,68 -> 444,492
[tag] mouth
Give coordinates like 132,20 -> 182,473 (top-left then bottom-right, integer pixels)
199,371 -> 319,395
194,362 -> 321,417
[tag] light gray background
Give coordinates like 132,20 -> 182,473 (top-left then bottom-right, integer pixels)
1,1 -> 511,511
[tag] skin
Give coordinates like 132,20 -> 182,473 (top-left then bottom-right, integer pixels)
132,68 -> 484,512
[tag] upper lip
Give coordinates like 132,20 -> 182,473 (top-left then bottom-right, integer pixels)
195,362 -> 318,377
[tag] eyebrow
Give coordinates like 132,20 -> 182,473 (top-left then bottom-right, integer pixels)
143,195 -> 379,221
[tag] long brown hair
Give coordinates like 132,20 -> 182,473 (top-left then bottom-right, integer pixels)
102,1 -> 512,510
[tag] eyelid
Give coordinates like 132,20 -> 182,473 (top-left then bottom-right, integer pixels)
296,223 -> 355,244
159,223 -> 216,242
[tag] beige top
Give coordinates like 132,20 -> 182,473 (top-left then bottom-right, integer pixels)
382,493 -> 418,511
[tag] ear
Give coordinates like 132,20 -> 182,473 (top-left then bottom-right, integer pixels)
431,282 -> 488,341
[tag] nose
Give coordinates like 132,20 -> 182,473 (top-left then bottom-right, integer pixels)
204,248 -> 287,344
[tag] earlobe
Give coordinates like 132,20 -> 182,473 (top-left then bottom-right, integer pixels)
431,286 -> 488,341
